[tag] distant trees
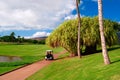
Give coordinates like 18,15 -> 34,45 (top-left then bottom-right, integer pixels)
46,17 -> 119,56
0,32 -> 45,44
0,32 -> 23,43
0,32 -> 15,42
17,35 -> 25,43
17,36 -> 21,43
0,35 -> 11,42
23,39 -> 45,44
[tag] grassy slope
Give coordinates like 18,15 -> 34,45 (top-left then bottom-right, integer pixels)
27,46 -> 120,80
0,44 -> 63,74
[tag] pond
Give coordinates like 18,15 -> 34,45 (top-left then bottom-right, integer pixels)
0,56 -> 22,62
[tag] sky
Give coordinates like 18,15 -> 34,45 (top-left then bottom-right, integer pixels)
0,0 -> 120,38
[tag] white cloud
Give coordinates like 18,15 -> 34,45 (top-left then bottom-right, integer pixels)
0,0 -> 76,32
24,31 -> 50,39
32,32 -> 50,37
64,14 -> 77,20
81,6 -> 85,10
64,14 -> 85,20
80,0 -> 83,4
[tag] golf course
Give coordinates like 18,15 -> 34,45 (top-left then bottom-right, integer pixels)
0,0 -> 120,80
0,44 -> 120,80
26,45 -> 120,80
0,44 -> 63,75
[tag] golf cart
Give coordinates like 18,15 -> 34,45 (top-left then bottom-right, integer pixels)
45,50 -> 54,60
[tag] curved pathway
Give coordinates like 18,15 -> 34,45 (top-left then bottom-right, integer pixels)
0,50 -> 67,80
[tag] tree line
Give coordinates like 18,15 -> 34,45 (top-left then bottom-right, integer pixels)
0,32 -> 45,44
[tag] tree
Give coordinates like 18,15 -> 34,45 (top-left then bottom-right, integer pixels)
81,17 -> 99,54
1,36 -> 11,42
76,0 -> 81,58
46,17 -> 118,56
46,19 -> 78,56
10,32 -> 16,42
98,0 -> 110,64
17,36 -> 21,43
104,20 -> 118,47
21,37 -> 24,43
10,32 -> 15,36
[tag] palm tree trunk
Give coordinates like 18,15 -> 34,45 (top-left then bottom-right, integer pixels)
98,0 -> 110,64
76,0 -> 81,58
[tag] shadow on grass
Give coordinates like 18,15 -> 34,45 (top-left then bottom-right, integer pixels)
107,46 -> 120,51
97,46 -> 120,53
111,59 -> 120,64
54,58 -> 64,61
82,46 -> 120,56
54,56 -> 70,61
98,46 -> 120,64
106,46 -> 120,64
54,46 -> 120,63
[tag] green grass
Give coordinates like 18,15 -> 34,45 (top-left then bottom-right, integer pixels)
26,45 -> 120,80
0,44 -> 63,74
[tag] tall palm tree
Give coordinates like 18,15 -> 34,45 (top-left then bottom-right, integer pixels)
98,0 -> 110,64
76,0 -> 81,58
10,32 -> 15,42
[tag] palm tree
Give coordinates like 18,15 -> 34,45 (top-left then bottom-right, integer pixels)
76,0 -> 81,58
17,36 -> 21,43
98,0 -> 110,64
10,32 -> 15,37
10,32 -> 16,42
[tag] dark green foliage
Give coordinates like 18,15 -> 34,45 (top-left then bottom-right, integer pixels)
117,32 -> 120,44
0,32 -> 45,44
78,0 -> 80,4
32,40 -> 38,44
24,39 -> 45,44
103,20 -> 118,46
0,35 -> 11,42
10,32 -> 16,42
0,32 -> 17,42
38,39 -> 45,44
112,22 -> 120,31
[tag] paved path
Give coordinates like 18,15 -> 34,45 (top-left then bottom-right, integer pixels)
0,50 -> 66,80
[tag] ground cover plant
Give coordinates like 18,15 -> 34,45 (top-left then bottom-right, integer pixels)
0,44 -> 63,74
26,45 -> 120,80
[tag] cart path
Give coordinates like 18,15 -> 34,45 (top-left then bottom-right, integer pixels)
0,50 -> 67,80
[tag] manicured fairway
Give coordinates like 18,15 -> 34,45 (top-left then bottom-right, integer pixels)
0,44 -> 63,74
27,46 -> 120,80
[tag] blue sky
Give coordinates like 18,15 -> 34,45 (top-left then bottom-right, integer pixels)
0,0 -> 120,38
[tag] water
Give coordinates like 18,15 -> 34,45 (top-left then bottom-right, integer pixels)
0,56 -> 22,62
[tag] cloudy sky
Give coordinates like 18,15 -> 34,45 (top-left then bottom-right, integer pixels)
0,0 -> 120,38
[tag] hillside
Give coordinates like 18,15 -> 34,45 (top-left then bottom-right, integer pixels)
31,37 -> 47,41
